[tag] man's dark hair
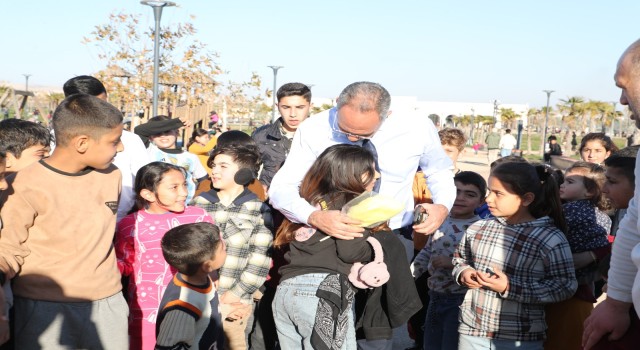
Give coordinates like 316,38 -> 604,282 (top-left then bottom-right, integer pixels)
505,129 -> 511,134
63,75 -> 107,97
604,145 -> 640,184
0,119 -> 52,157
276,83 -> 312,103
161,222 -> 223,276
454,171 -> 487,198
52,94 -> 123,146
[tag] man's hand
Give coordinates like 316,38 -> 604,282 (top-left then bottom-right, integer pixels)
308,210 -> 364,240
459,268 -> 482,289
582,297 -> 632,349
413,203 -> 448,235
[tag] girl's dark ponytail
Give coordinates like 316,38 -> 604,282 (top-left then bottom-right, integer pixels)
534,164 -> 567,234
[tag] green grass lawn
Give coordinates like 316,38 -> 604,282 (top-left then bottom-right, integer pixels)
481,133 -> 627,162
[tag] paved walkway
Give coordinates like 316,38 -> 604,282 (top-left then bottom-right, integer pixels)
456,148 -> 492,180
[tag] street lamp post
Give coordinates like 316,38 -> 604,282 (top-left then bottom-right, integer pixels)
23,74 -> 32,92
141,0 -> 176,119
492,99 -> 499,127
268,66 -> 283,122
541,90 -> 555,158
469,107 -> 475,145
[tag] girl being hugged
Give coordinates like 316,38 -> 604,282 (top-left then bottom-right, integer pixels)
273,144 -> 419,350
115,161 -> 214,350
452,162 -> 577,350
544,162 -> 611,349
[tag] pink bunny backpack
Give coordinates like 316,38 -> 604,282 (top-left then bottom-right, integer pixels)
348,236 -> 390,289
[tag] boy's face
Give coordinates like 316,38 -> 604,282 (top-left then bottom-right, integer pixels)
209,241 -> 227,270
450,180 -> 484,219
85,125 -> 124,170
150,130 -> 178,149
7,144 -> 49,173
210,153 -> 242,191
0,157 -> 8,191
603,166 -> 634,209
442,144 -> 463,165
277,95 -> 311,133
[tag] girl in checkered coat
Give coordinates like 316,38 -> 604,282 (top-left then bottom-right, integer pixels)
452,162 -> 577,350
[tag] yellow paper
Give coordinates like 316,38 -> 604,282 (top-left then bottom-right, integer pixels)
346,194 -> 404,228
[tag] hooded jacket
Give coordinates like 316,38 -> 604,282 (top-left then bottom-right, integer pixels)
354,231 -> 422,341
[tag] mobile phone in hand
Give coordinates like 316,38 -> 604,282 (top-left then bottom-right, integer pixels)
413,206 -> 428,225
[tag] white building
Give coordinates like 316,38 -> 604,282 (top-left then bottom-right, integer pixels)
395,96 -> 529,129
312,95 -> 530,130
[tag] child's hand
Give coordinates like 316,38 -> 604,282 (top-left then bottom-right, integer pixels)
459,268 -> 482,289
476,266 -> 509,294
431,255 -> 453,269
220,291 -> 241,305
225,302 -> 252,321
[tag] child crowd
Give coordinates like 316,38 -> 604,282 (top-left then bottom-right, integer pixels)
0,74 -> 636,350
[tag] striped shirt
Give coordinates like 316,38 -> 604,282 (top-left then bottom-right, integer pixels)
452,216 -> 577,341
192,188 -> 273,303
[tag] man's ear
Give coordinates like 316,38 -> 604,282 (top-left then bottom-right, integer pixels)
522,192 -> 535,207
73,135 -> 91,154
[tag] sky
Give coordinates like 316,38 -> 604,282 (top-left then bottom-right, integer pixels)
2,0 -> 639,109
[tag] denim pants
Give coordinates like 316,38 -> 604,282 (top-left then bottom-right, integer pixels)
273,273 -> 357,350
458,334 -> 543,350
423,291 -> 465,350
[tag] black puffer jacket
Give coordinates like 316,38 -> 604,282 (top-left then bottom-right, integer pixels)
251,118 -> 292,187
354,231 -> 423,341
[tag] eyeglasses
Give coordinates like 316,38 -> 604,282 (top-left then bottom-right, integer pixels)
331,114 -> 376,141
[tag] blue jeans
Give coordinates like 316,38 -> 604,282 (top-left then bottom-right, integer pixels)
458,334 -> 543,350
500,148 -> 512,157
273,273 -> 357,350
423,291 -> 465,350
